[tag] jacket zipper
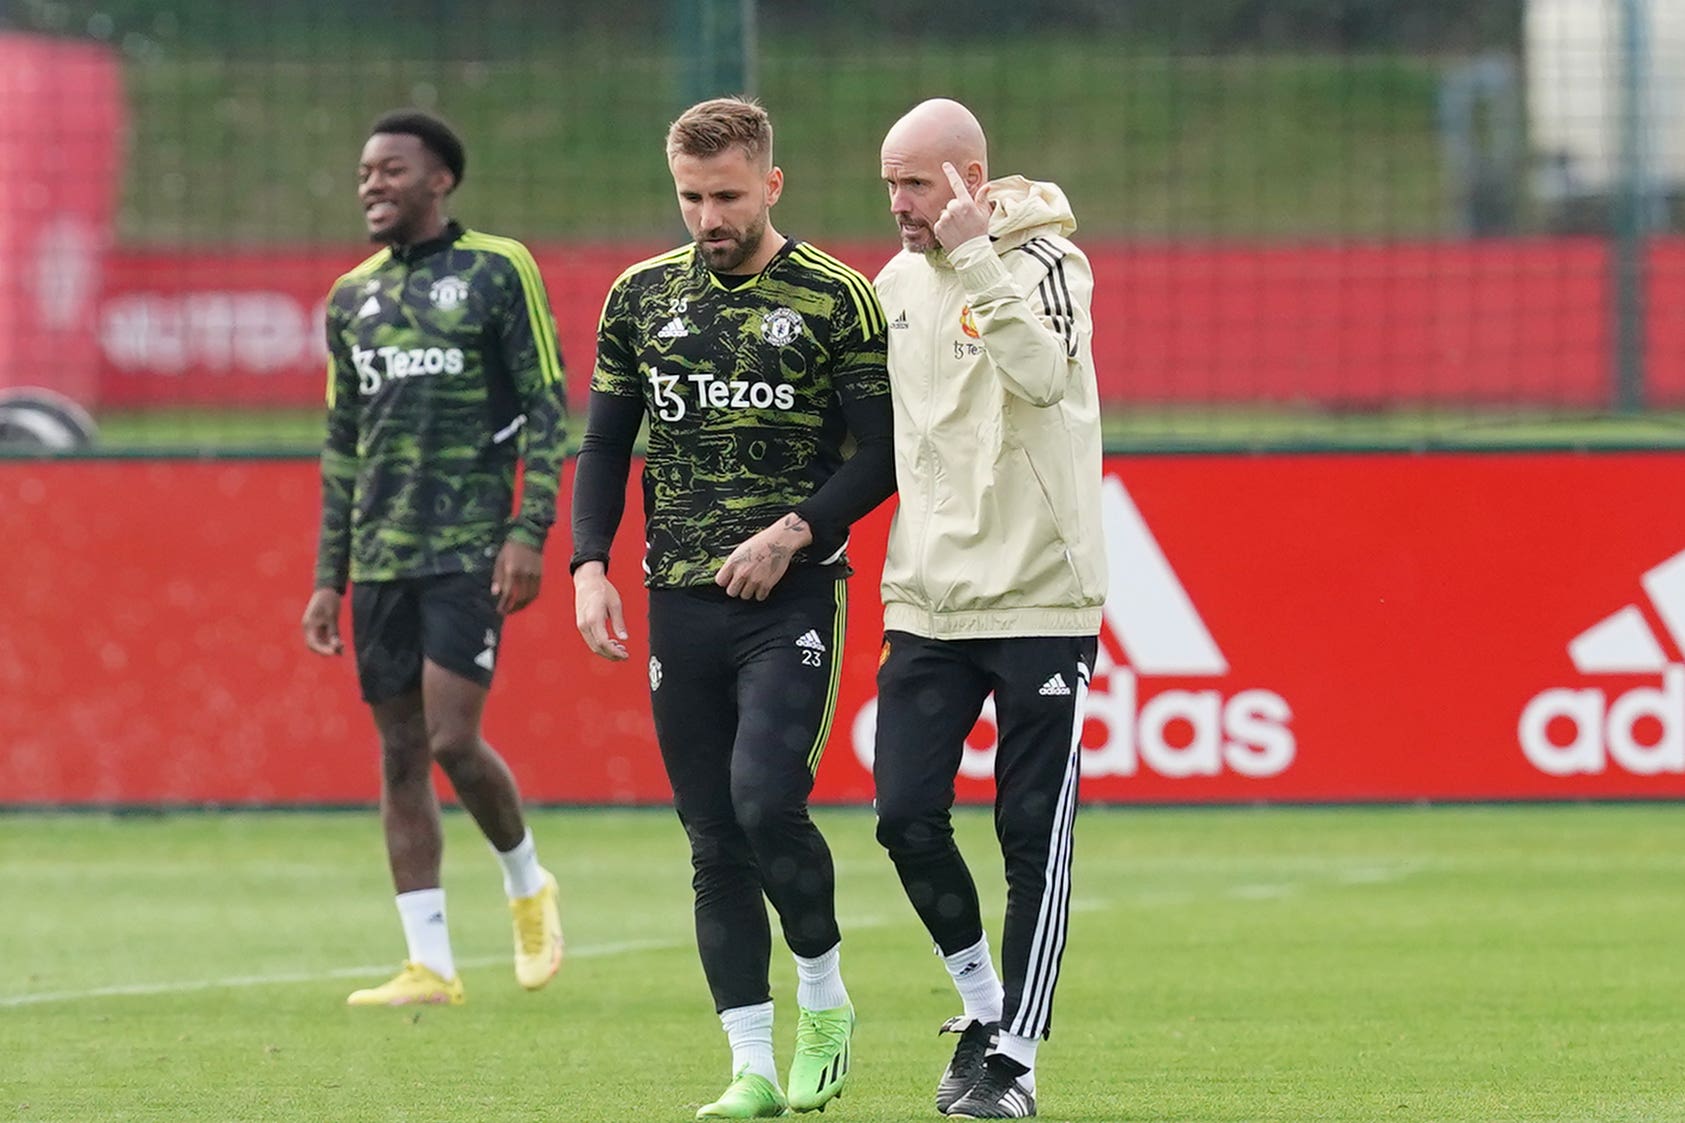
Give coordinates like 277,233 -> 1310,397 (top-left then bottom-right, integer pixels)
912,272 -> 948,617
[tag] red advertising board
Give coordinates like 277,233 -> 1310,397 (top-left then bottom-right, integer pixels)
96,244 -> 657,410
5,453 -> 1685,807
88,239 -> 1685,410
0,34 -> 124,405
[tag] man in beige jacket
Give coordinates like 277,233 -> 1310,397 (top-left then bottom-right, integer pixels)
872,98 -> 1105,1120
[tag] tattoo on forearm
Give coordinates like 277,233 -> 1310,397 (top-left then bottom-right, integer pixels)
782,514 -> 808,533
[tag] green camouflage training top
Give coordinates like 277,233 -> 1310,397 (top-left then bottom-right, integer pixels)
313,222 -> 567,590
585,239 -> 890,587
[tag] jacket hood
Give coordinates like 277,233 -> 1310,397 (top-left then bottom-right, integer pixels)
985,176 -> 1077,247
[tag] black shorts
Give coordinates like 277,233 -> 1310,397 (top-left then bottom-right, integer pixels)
350,571 -> 503,703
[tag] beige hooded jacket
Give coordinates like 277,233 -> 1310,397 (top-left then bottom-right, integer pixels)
873,176 -> 1106,639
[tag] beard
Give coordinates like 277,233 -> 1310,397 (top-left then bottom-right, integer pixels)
896,216 -> 937,254
696,212 -> 768,272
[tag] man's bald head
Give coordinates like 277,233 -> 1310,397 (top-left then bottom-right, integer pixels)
880,99 -> 990,253
881,98 -> 988,178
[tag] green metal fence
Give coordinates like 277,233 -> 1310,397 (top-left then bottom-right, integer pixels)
2,0 -> 1683,452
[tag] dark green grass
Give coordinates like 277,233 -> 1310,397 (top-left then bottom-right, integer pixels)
6,805 -> 1685,1121
117,46 -> 1449,244
70,406 -> 1685,456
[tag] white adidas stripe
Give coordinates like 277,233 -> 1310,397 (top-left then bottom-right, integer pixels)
1644,549 -> 1685,651
1569,547 -> 1685,673
1007,662 -> 1086,1041
1102,476 -> 1228,675
1570,605 -> 1666,673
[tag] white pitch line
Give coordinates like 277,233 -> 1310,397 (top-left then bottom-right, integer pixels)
2,913 -> 913,1010
0,936 -> 687,1009
1226,883 -> 1297,900
4,901 -> 1134,1010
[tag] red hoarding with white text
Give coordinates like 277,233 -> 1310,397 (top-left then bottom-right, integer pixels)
4,453 -> 1685,806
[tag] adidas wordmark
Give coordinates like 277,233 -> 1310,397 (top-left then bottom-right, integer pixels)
1520,548 -> 1685,775
853,476 -> 1297,781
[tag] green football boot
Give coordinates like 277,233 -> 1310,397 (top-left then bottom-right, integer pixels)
697,1070 -> 788,1119
786,1004 -> 854,1112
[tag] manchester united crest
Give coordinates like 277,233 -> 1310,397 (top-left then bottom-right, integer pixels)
760,307 -> 805,346
429,275 -> 469,310
959,304 -> 980,339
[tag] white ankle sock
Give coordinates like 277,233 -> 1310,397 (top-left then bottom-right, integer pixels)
991,1030 -> 1038,1093
943,936 -> 1004,1025
395,888 -> 455,980
793,943 -> 850,1011
720,1002 -> 778,1084
494,828 -> 546,899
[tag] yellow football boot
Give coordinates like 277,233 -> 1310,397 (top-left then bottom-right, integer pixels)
510,869 -> 564,990
345,961 -> 464,1007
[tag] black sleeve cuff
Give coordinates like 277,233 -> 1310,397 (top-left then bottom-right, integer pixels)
568,551 -> 610,576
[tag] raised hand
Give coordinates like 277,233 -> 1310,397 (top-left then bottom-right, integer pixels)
932,161 -> 991,251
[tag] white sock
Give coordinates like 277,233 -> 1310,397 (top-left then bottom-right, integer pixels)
395,888 -> 455,981
793,943 -> 850,1011
720,1002 -> 778,1085
991,1030 -> 1038,1094
494,828 -> 546,899
942,936 -> 1004,1025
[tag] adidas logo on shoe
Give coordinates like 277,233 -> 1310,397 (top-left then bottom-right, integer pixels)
656,316 -> 688,339
1038,673 -> 1072,696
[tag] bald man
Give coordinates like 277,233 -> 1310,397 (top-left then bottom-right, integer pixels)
871,98 -> 1105,1120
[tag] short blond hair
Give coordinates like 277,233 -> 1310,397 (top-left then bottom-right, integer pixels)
666,96 -> 773,167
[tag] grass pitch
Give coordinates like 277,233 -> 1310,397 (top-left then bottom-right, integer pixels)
72,405 -> 1685,456
115,47 -> 1449,245
5,805 -> 1684,1121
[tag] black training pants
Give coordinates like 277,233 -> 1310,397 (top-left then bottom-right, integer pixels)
648,575 -> 849,1013
873,630 -> 1096,1042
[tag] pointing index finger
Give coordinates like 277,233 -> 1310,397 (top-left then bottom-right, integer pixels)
942,161 -> 971,201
